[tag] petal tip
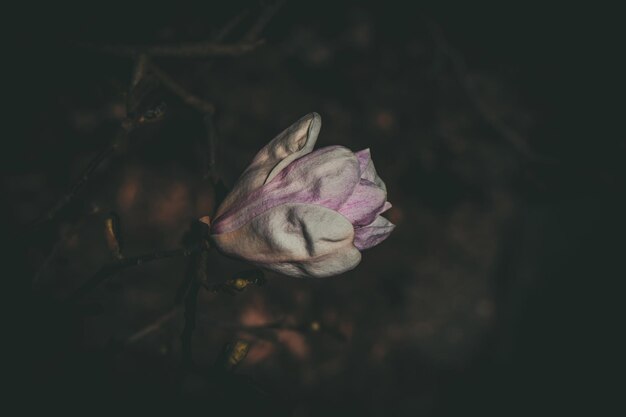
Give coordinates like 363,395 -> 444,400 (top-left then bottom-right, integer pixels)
381,201 -> 392,213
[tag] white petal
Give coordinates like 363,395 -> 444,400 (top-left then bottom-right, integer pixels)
216,113 -> 322,217
211,203 -> 361,278
264,113 -> 322,184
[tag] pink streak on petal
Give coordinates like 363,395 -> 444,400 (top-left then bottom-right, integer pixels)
212,146 -> 360,234
353,216 -> 395,250
337,178 -> 387,227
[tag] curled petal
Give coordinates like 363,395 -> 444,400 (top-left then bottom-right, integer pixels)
216,113 -> 322,217
264,113 -> 322,184
337,178 -> 387,226
381,201 -> 392,213
355,148 -> 372,174
212,146 -> 360,234
354,148 -> 387,192
212,204 -> 361,278
353,215 -> 395,251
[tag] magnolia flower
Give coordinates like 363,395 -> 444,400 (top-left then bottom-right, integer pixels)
208,113 -> 394,278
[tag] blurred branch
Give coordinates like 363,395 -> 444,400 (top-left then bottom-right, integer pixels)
243,0 -> 286,42
175,255 -> 197,306
28,51 -> 167,234
129,53 -> 150,91
28,134 -> 116,232
68,243 -> 203,302
181,279 -> 201,370
177,220 -> 211,370
93,39 -> 265,58
175,220 -> 211,303
428,21 -> 552,162
126,307 -> 180,346
213,8 -> 252,42
147,61 -> 216,114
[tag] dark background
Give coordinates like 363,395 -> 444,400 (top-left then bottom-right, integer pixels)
7,2 -> 623,415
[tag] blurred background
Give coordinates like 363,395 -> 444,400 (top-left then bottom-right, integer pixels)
7,1 -> 624,415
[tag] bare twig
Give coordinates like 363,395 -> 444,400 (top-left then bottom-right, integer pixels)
181,279 -> 201,370
126,307 -> 181,346
178,224 -> 211,369
94,39 -> 265,58
30,52 -> 158,284
175,255 -> 196,305
29,134 -> 117,232
213,8 -> 252,42
147,61 -> 215,114
69,244 -> 203,302
243,0 -> 286,42
129,53 -> 150,91
28,85 -> 154,234
199,8 -> 256,77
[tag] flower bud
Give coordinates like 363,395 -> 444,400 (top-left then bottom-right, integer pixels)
209,113 -> 394,278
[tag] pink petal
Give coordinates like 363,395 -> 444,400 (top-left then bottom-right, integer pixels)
355,148 -> 386,192
353,216 -> 395,250
337,178 -> 387,227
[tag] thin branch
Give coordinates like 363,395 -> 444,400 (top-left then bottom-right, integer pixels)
175,253 -> 197,305
29,144 -> 110,231
176,220 -> 211,304
30,54 -> 161,289
243,0 -> 286,42
181,279 -> 201,370
129,53 -> 150,91
94,39 -> 265,58
68,244 -> 202,302
126,307 -> 181,346
213,8 -> 251,42
147,61 -> 215,114
27,108 -> 145,233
